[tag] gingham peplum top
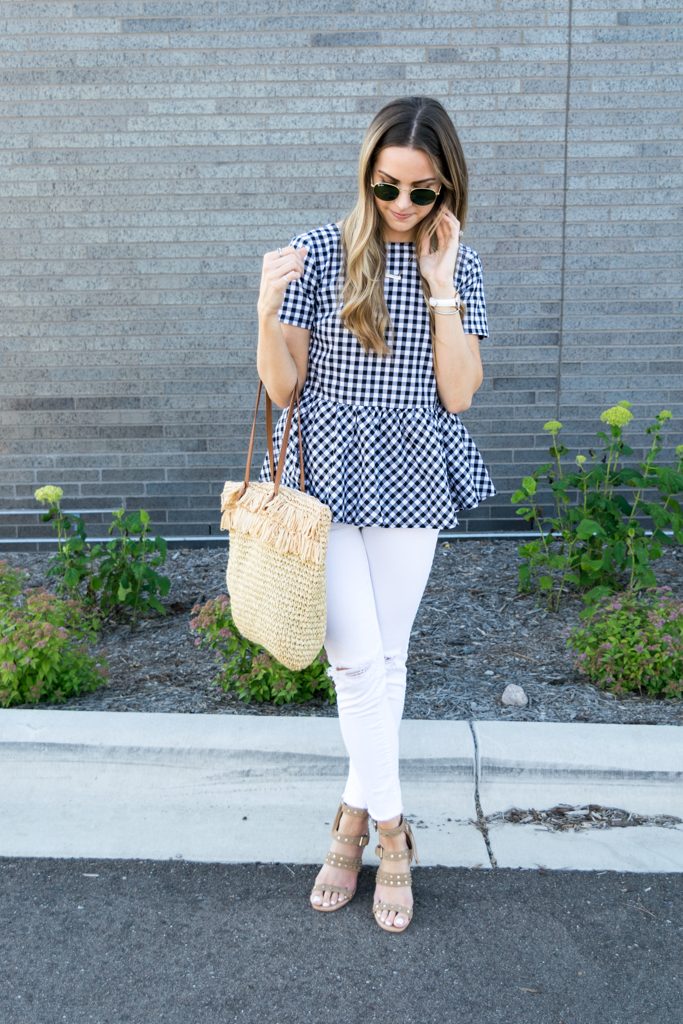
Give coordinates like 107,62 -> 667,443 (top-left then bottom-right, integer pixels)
258,221 -> 495,528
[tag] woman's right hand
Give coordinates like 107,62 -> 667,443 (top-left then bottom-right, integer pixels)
257,244 -> 309,317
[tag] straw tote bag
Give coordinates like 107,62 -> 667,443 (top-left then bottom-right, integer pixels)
219,378 -> 332,671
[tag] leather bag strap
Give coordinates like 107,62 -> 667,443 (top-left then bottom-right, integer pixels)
239,379 -> 305,500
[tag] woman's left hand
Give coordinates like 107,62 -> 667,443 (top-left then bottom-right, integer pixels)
416,208 -> 461,291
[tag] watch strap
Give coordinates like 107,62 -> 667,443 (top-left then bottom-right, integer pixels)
429,293 -> 461,308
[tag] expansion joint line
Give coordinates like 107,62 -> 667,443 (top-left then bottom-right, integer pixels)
468,719 -> 497,868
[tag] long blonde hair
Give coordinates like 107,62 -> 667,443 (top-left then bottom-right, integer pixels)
337,96 -> 469,357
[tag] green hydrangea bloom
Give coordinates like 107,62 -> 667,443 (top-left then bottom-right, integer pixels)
543,420 -> 563,434
575,454 -> 587,467
658,410 -> 673,421
599,405 -> 634,428
34,485 -> 63,506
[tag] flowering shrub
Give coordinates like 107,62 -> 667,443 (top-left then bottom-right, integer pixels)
34,485 -> 64,507
0,560 -> 109,707
189,594 -> 336,705
567,587 -> 683,699
34,486 -> 171,630
511,403 -> 683,610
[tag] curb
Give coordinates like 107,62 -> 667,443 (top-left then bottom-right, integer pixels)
2,709 -> 682,872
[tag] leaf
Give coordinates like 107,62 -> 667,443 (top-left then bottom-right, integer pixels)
522,476 -> 537,496
652,466 -> 683,495
549,443 -> 569,458
611,494 -> 632,516
635,566 -> 658,588
576,518 -> 605,540
518,564 -> 531,589
582,584 -> 613,608
646,504 -> 670,528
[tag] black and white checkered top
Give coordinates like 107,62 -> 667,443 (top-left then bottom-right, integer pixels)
258,221 -> 495,528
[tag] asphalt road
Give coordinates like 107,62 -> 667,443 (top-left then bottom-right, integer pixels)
1,858 -> 681,1024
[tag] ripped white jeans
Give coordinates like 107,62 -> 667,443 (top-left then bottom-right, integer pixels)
323,521 -> 441,821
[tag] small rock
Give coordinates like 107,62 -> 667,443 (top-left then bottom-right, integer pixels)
501,683 -> 528,707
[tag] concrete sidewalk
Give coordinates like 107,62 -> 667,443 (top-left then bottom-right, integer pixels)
2,709 -> 682,872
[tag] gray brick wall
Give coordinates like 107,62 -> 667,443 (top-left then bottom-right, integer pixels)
0,1 -> 681,546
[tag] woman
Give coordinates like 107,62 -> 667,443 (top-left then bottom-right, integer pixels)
255,96 -> 495,933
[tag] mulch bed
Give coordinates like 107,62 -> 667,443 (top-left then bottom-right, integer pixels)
3,540 -> 682,725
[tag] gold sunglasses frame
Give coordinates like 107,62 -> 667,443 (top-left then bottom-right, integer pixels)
370,181 -> 443,205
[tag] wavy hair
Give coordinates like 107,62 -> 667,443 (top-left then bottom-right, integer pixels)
337,96 -> 469,357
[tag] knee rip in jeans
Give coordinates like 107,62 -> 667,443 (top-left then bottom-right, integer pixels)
334,660 -> 374,677
333,652 -> 405,676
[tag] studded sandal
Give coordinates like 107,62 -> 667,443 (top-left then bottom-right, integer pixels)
372,813 -> 419,933
309,800 -> 370,913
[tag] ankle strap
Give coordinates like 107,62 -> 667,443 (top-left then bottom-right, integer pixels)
332,801 -> 368,833
340,800 -> 368,816
373,815 -> 419,865
375,817 -> 405,838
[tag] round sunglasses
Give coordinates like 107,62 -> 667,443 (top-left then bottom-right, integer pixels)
370,180 -> 442,207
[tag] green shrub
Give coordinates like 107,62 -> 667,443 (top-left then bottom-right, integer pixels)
189,594 -> 336,706
85,507 -> 170,628
567,587 -> 683,699
0,560 -> 109,707
34,485 -> 95,602
511,404 -> 683,611
34,485 -> 171,630
0,558 -> 25,609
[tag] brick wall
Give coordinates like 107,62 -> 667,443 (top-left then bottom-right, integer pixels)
0,1 -> 681,546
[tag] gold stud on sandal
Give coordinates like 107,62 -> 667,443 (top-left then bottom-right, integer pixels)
372,813 -> 419,933
310,800 -> 369,913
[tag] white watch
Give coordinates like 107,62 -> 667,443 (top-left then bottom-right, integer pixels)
429,292 -> 461,309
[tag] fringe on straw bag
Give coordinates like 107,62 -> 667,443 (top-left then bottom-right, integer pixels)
219,378 -> 332,671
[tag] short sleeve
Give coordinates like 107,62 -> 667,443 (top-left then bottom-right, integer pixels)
278,232 -> 317,330
456,248 -> 489,340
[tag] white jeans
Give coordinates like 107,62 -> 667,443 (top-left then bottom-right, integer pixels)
323,521 -> 440,821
